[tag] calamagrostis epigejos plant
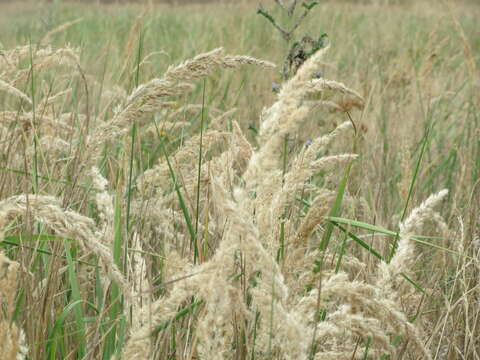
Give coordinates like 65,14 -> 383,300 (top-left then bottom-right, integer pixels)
121,43 -> 447,359
0,32 -> 452,358
0,252 -> 28,359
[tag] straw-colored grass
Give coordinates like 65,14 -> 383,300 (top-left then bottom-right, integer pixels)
0,0 -> 478,359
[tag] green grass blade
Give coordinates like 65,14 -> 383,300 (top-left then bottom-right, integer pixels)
331,222 -> 426,294
328,217 -> 461,256
151,299 -> 204,335
319,160 -> 354,251
332,222 -> 385,261
46,300 -> 98,359
328,216 -> 397,236
400,273 -> 426,294
64,241 -> 86,358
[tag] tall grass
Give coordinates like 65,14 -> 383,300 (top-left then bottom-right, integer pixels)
0,0 -> 479,359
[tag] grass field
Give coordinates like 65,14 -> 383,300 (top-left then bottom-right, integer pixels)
0,0 -> 479,359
